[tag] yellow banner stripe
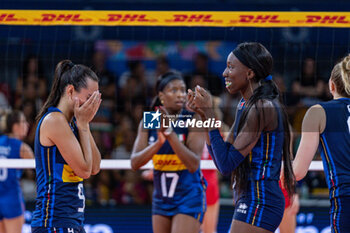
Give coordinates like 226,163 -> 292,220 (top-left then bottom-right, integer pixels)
153,154 -> 187,171
1,10 -> 350,27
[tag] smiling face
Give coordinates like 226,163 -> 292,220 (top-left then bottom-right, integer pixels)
159,79 -> 186,113
222,52 -> 251,95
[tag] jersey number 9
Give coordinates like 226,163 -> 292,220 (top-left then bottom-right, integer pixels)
77,183 -> 85,213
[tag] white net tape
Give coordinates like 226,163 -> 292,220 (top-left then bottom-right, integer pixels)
0,159 -> 323,170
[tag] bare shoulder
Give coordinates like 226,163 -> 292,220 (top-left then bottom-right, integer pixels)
305,104 -> 325,119
303,104 -> 326,133
41,112 -> 68,129
40,112 -> 70,145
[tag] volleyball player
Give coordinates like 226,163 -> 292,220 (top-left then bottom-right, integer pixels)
0,110 -> 34,233
293,54 -> 350,232
131,72 -> 207,233
31,60 -> 102,233
188,42 -> 295,233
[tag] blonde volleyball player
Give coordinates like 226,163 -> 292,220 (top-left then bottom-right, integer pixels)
293,54 -> 350,233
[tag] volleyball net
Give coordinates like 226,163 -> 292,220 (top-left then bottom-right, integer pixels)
1,9 -> 347,233
0,10 -> 347,172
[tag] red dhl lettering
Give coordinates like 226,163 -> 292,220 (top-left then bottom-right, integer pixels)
107,14 -> 150,22
172,14 -> 214,22
0,14 -> 19,21
155,159 -> 181,166
306,15 -> 349,24
41,14 -> 84,22
239,15 -> 282,23
239,15 -> 281,23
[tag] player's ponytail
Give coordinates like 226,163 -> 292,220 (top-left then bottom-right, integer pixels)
232,42 -> 296,198
330,54 -> 350,98
36,60 -> 99,122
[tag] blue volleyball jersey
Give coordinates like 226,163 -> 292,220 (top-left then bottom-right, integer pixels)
319,98 -> 350,199
232,99 -> 285,231
31,107 -> 85,228
0,135 -> 22,196
148,109 -> 206,216
234,99 -> 284,182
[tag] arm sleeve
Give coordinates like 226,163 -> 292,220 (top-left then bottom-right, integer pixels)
207,129 -> 246,176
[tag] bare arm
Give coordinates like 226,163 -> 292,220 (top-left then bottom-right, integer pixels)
41,91 -> 101,179
130,121 -> 165,170
42,113 -> 93,179
20,142 -> 34,159
293,104 -> 325,181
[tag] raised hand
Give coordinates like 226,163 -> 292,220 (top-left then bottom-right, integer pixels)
193,86 -> 212,109
186,86 -> 212,120
74,91 -> 102,129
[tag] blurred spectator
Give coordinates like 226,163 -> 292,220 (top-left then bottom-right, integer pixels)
119,60 -> 153,91
92,51 -> 116,100
112,171 -> 149,205
155,55 -> 171,77
21,99 -> 38,146
185,52 -> 223,96
292,57 -> 327,106
15,55 -> 47,110
92,51 -> 117,123
274,73 -> 299,107
111,128 -> 136,160
0,83 -> 10,110
96,170 -> 113,206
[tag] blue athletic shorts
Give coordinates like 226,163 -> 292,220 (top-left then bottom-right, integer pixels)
0,193 -> 24,220
152,190 -> 207,223
232,180 -> 285,232
32,226 -> 86,233
330,196 -> 350,233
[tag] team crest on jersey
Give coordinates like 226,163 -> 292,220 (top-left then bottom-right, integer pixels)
237,203 -> 248,214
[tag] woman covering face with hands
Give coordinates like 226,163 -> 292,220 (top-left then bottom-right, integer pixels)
31,60 -> 102,233
188,42 -> 295,233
